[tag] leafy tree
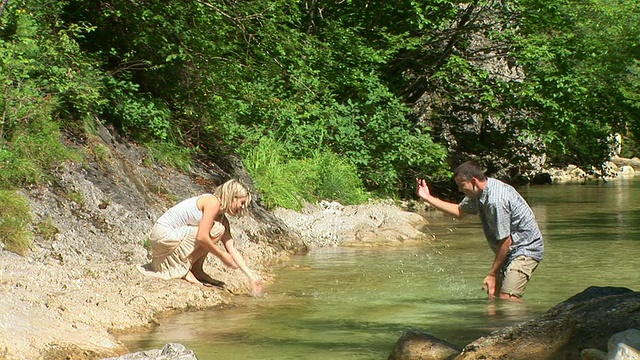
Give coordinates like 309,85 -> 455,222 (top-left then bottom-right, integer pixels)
60,0 -> 449,196
507,0 -> 640,170
5,0 -> 640,207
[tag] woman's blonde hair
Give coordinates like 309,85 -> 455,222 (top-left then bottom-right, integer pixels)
214,179 -> 252,215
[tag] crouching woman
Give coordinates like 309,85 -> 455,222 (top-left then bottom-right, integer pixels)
145,179 -> 262,294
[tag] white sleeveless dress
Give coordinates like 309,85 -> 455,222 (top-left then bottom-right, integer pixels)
139,194 -> 225,280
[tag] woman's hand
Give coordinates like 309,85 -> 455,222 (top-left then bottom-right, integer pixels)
250,276 -> 263,296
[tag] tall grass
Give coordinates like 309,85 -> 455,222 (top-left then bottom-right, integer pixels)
242,138 -> 312,210
242,138 -> 368,210
0,115 -> 82,259
0,113 -> 81,189
145,141 -> 195,172
307,151 -> 368,205
0,190 -> 33,255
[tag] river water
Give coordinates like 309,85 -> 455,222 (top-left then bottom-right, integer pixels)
119,178 -> 640,359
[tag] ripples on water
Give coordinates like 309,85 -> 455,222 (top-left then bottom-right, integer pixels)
120,178 -> 640,359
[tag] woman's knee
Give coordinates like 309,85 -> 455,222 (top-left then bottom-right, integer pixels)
210,222 -> 226,241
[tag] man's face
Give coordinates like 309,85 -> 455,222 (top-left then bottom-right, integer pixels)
454,175 -> 481,199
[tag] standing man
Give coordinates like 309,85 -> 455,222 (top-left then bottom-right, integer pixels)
416,160 -> 544,301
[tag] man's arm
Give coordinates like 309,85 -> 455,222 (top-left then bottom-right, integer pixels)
416,178 -> 466,217
482,235 -> 512,299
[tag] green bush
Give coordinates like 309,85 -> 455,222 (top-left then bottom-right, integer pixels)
242,137 -> 368,210
621,134 -> 640,159
0,190 -> 33,255
0,4 -> 87,189
242,138 -> 311,210
305,151 -> 368,205
102,78 -> 173,141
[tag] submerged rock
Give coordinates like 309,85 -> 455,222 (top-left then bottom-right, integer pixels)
582,329 -> 640,360
102,343 -> 197,360
388,329 -> 461,360
609,343 -> 640,360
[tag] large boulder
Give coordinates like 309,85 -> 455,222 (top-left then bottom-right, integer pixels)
582,329 -> 640,360
455,286 -> 640,360
272,200 -> 430,248
610,157 -> 640,172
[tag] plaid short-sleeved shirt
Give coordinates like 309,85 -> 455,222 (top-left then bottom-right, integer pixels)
459,178 -> 544,263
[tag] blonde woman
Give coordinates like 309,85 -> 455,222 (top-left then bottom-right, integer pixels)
144,179 -> 262,293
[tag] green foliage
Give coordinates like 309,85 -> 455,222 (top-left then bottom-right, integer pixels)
0,0 -> 96,188
242,138 -> 313,210
1,3 -> 106,123
0,112 -> 80,188
145,141 -> 194,172
620,134 -> 639,159
509,0 -> 640,168
623,60 -> 640,109
307,151 -> 369,205
0,190 -> 33,255
102,78 -> 173,141
3,0 -> 640,199
622,60 -> 640,144
62,0 -> 449,196
242,137 -> 369,210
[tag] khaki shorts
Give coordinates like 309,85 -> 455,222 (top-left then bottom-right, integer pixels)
500,256 -> 539,298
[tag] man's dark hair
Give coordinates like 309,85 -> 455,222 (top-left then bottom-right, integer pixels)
454,160 -> 487,181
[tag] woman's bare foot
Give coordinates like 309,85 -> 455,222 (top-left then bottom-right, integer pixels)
183,271 -> 203,285
197,273 -> 227,287
192,269 -> 226,288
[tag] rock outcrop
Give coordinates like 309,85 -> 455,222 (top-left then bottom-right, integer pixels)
389,287 -> 640,360
102,343 -> 197,360
388,329 -> 461,360
455,286 -> 640,360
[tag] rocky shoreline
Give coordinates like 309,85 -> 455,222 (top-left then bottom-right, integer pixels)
0,185 -> 432,360
0,123 -> 436,360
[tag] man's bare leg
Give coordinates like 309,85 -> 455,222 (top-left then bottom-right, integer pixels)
499,292 -> 525,302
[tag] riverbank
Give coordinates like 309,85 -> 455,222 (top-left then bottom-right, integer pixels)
0,127 -> 432,360
0,199 -> 431,360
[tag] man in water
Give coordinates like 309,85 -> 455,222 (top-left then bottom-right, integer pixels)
416,160 -> 544,301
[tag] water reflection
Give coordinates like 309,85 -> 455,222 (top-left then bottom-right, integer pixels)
120,179 -> 640,359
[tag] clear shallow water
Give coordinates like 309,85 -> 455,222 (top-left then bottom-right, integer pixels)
119,178 -> 640,359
